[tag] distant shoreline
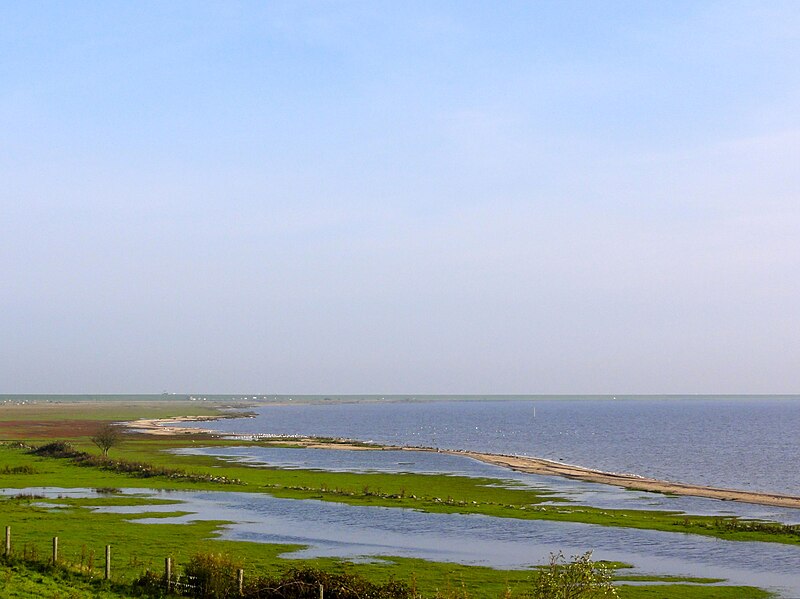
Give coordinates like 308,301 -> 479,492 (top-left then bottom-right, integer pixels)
126,415 -> 800,510
6,393 -> 800,404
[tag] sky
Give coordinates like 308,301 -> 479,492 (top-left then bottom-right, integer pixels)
2,1 -> 799,394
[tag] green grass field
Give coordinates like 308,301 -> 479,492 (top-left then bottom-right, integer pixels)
0,401 -> 781,598
4,436 -> 796,548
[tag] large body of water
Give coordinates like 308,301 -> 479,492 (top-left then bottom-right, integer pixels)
177,396 -> 800,496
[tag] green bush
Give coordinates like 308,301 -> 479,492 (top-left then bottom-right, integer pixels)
184,552 -> 243,599
531,551 -> 617,599
245,566 -> 414,599
134,556 -> 416,599
30,441 -> 79,458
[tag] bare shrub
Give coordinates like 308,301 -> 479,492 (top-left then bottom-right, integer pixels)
91,424 -> 121,457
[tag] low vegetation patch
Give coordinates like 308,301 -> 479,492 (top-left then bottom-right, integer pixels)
10,493 -> 46,501
30,440 -> 77,458
135,557 -> 415,599
0,464 -> 37,474
28,441 -> 245,486
677,516 -> 800,539
532,552 -> 617,599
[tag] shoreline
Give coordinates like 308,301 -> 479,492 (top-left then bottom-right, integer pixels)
451,450 -> 800,509
125,416 -> 800,509
126,415 -> 224,435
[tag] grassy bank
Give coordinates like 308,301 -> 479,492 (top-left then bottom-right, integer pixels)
4,437 -> 798,547
0,400 -> 225,440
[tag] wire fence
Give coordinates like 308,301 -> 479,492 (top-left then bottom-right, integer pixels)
2,524 -> 415,599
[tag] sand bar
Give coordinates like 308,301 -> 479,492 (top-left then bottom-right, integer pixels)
126,416 -> 223,436
446,450 -> 800,509
126,417 -> 800,509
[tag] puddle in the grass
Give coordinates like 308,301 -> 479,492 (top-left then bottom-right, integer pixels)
3,486 -> 799,597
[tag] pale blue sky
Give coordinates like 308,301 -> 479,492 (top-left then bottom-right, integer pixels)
2,1 -> 799,393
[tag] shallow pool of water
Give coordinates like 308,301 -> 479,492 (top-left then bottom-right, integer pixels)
4,486 -> 798,597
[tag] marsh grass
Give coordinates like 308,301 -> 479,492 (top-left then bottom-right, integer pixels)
3,440 -> 799,547
27,440 -> 245,486
0,464 -> 37,474
677,516 -> 800,540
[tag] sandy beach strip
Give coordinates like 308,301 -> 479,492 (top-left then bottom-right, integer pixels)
124,416 -> 800,509
125,416 -> 223,435
445,450 -> 800,509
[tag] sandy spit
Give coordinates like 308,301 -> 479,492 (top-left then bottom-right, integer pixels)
125,416 -> 222,436
446,450 -> 800,509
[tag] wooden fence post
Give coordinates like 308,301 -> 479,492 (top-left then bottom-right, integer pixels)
52,537 -> 58,565
165,556 -> 172,591
237,568 -> 244,595
320,582 -> 324,599
4,526 -> 9,555
105,545 -> 111,580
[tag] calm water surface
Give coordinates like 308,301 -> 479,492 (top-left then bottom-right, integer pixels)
177,397 -> 800,496
172,445 -> 800,524
3,487 -> 799,598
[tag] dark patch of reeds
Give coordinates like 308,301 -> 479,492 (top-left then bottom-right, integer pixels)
30,441 -> 80,458
134,556 -> 415,599
678,516 -> 800,538
10,493 -> 45,500
1,464 -> 38,474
